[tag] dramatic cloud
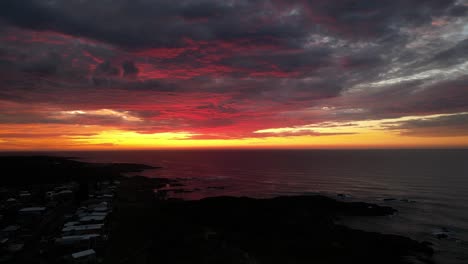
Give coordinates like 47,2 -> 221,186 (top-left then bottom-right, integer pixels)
384,112 -> 468,137
0,0 -> 467,149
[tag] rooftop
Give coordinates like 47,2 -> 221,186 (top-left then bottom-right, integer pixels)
19,207 -> 46,212
80,215 -> 106,222
56,234 -> 100,244
71,249 -> 96,259
62,224 -> 103,232
2,225 -> 20,232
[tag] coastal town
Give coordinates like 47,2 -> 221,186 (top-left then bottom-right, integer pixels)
0,155 -> 161,263
0,179 -> 119,263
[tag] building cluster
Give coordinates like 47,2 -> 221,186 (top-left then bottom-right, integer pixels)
0,180 -> 119,263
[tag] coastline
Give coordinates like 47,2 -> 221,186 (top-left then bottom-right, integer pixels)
0,156 -> 434,263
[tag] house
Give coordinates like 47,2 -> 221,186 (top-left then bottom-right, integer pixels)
7,243 -> 24,253
0,237 -> 9,254
88,212 -> 107,217
54,190 -> 74,202
18,207 -> 46,215
70,249 -> 96,263
18,191 -> 32,202
64,221 -> 80,227
2,225 -> 20,233
6,198 -> 17,204
18,207 -> 47,224
62,224 -> 104,236
1,225 -> 20,238
56,234 -> 101,249
47,187 -> 75,202
79,215 -> 106,224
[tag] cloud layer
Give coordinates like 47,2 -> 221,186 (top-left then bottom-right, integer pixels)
0,0 -> 467,148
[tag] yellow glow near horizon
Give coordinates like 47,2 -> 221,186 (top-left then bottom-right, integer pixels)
1,112 -> 468,150
61,129 -> 468,149
69,130 -> 197,146
3,128 -> 466,151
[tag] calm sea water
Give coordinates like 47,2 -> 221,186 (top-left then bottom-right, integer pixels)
8,149 -> 468,263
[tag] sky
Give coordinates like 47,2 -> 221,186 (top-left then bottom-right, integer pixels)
0,0 -> 468,150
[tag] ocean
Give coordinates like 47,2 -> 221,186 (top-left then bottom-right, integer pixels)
6,149 -> 468,263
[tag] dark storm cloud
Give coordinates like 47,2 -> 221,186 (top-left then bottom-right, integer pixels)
260,48 -> 332,72
122,61 -> 139,76
0,0 -> 242,49
95,61 -> 120,76
426,38 -> 468,68
326,76 -> 468,125
0,0 -> 461,49
302,0 -> 457,37
340,53 -> 384,69
180,2 -> 230,20
383,113 -> 468,137
21,52 -> 62,75
448,5 -> 468,17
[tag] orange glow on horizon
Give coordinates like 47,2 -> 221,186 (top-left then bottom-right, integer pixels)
1,123 -> 468,151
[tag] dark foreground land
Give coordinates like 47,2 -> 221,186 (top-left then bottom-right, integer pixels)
0,156 -> 434,264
